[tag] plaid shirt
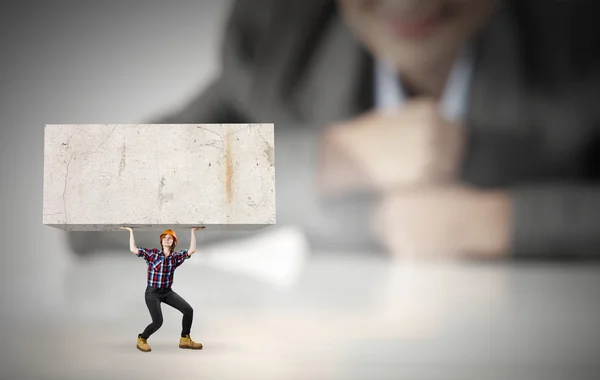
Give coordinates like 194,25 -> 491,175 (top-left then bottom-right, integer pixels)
137,247 -> 190,288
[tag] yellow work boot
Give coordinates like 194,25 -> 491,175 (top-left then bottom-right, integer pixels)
137,336 -> 151,352
179,335 -> 203,350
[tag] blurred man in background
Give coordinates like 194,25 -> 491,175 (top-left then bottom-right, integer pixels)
72,0 -> 600,259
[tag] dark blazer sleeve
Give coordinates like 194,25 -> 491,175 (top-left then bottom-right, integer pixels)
463,126 -> 600,259
155,79 -> 240,124
510,183 -> 600,259
155,0 -> 276,124
508,65 -> 600,259
511,96 -> 600,259
462,53 -> 600,259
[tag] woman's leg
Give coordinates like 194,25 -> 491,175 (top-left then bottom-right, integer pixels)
140,289 -> 164,339
163,290 -> 193,337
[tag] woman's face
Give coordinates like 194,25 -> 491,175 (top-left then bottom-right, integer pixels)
337,0 -> 499,69
162,234 -> 174,249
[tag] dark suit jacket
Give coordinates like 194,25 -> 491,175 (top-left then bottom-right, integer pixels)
71,0 -> 600,257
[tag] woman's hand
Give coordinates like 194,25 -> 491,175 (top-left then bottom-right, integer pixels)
188,227 -> 205,256
120,226 -> 138,253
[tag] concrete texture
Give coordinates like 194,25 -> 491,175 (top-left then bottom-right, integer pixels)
43,124 -> 275,230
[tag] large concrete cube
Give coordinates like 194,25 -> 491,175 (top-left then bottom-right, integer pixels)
43,124 -> 275,231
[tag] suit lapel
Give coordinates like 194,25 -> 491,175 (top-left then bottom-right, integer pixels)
288,12 -> 373,126
467,4 -> 525,134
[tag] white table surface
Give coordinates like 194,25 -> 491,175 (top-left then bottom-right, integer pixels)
2,251 -> 599,380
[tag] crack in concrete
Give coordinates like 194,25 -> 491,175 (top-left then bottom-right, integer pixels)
256,125 -> 270,144
44,211 -> 65,219
94,124 -> 118,153
62,130 -> 77,226
225,129 -> 233,206
158,176 -> 166,211
118,142 -> 126,176
155,167 -> 160,223
256,125 -> 274,167
196,126 -> 224,149
199,140 -> 223,151
63,154 -> 74,225
264,144 -> 274,167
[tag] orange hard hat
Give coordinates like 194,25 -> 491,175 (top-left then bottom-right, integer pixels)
160,229 -> 178,245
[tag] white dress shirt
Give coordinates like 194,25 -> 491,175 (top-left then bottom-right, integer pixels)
374,46 -> 475,123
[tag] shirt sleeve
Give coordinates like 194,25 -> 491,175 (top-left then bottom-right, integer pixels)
175,249 -> 190,266
136,248 -> 154,261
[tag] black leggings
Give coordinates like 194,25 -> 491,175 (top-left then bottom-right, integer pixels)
139,286 -> 194,339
